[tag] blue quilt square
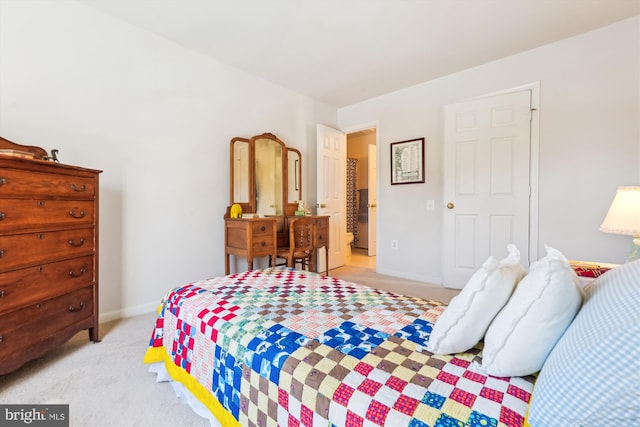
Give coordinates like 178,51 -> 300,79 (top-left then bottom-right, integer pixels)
395,318 -> 433,345
317,321 -> 390,359
245,324 -> 308,384
468,411 -> 498,427
422,391 -> 446,410
433,414 -> 465,427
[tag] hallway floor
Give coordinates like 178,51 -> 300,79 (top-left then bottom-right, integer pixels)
346,247 -> 375,269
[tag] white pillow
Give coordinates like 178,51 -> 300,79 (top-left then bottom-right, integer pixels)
427,244 -> 525,354
476,245 -> 582,377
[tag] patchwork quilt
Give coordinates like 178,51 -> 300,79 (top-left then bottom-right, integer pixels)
144,268 -> 535,427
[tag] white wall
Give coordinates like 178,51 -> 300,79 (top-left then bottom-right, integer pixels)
0,0 -> 337,320
339,16 -> 640,283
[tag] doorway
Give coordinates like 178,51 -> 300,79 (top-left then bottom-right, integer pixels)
346,128 -> 377,270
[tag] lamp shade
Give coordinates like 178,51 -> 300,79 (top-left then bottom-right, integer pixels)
600,186 -> 640,236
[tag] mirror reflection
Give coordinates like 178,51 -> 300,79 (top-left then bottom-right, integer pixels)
255,138 -> 283,216
229,133 -> 301,218
287,148 -> 301,204
232,140 -> 250,203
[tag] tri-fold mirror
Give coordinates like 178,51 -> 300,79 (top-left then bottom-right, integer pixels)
229,132 -> 301,218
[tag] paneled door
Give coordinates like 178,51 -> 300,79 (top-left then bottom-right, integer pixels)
443,90 -> 532,288
316,124 -> 346,271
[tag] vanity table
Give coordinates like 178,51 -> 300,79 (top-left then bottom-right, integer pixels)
224,132 -> 298,274
224,133 -> 330,275
224,217 -> 277,275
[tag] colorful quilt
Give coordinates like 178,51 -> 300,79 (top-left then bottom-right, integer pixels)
144,268 -> 536,427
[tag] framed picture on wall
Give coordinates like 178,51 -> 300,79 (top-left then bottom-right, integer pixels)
390,137 -> 425,185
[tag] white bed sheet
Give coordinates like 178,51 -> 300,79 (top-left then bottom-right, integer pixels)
148,362 -> 221,427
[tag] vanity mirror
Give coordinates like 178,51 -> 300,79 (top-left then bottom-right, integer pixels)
224,133 -> 329,275
229,132 -> 299,218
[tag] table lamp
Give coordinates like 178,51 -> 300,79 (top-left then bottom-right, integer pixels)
600,186 -> 640,262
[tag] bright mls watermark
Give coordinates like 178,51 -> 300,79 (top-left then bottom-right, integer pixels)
1,405 -> 69,426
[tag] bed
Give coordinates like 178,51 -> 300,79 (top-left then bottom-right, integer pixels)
144,267 -> 538,427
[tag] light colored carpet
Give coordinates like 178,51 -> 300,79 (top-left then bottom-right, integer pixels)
0,266 -> 458,426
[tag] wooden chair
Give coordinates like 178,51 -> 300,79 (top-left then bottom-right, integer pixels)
275,216 -> 316,271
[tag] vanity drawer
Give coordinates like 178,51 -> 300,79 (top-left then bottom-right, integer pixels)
0,285 -> 95,360
0,168 -> 96,198
0,228 -> 95,271
251,235 -> 275,256
314,217 -> 329,248
251,220 -> 275,236
0,255 -> 95,315
0,199 -> 94,231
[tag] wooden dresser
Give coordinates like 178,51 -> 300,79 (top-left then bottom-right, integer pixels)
0,139 -> 101,375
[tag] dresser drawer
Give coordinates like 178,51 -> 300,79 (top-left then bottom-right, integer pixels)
0,255 -> 95,314
0,168 -> 96,198
0,199 -> 94,231
0,285 -> 95,360
0,228 -> 95,271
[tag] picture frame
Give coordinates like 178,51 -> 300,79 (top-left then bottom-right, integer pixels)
390,137 -> 425,185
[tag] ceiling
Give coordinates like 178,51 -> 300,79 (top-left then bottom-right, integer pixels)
79,0 -> 639,108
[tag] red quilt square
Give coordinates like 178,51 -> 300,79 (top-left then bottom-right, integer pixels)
436,371 -> 460,386
507,384 -> 531,403
450,388 -> 476,407
345,410 -> 364,427
300,404 -> 314,426
287,414 -> 301,427
393,394 -> 420,416
501,406 -> 524,426
385,375 -> 408,392
366,400 -> 391,425
358,378 -> 383,396
479,387 -> 504,403
462,370 -> 487,384
450,357 -> 471,368
278,388 -> 289,410
334,383 -> 356,406
354,362 -> 374,376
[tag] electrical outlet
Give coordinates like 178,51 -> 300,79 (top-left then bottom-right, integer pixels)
391,240 -> 399,250
427,199 -> 434,211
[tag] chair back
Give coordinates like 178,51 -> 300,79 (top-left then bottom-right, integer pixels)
288,216 -> 315,258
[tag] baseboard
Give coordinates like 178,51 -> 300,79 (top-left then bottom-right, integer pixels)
99,301 -> 159,323
374,267 -> 442,287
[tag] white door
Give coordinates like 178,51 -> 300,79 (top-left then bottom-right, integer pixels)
317,124 -> 346,271
443,90 -> 532,288
367,143 -> 377,257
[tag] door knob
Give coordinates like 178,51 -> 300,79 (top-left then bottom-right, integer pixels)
446,202 -> 455,209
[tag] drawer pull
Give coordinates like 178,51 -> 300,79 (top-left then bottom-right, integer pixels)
68,301 -> 86,312
68,238 -> 86,247
0,250 -> 4,258
0,212 -> 4,221
0,336 -> 3,344
0,290 -> 4,298
69,210 -> 86,219
260,225 -> 266,231
261,241 -> 266,247
70,184 -> 87,192
69,267 -> 87,277
0,177 -> 5,186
